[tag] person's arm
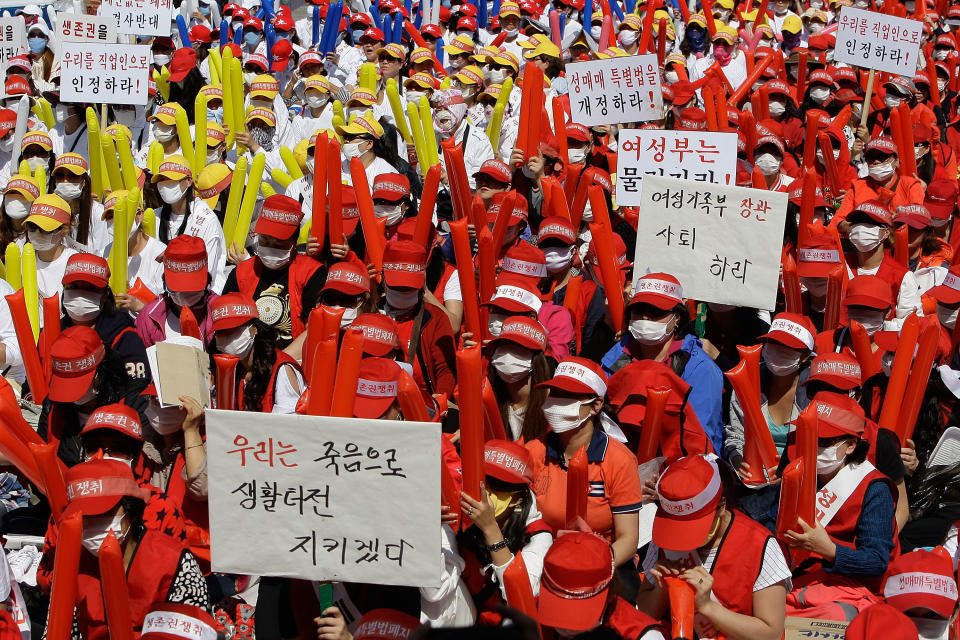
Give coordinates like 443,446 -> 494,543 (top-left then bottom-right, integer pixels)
690,569 -> 787,640
611,511 -> 640,567
179,395 -> 207,500
826,481 -> 896,576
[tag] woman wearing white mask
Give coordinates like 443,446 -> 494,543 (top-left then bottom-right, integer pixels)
20,131 -> 53,183
615,19 -> 642,55
141,106 -> 184,161
0,173 -> 38,257
371,172 -> 413,236
881,549 -> 958,640
212,293 -> 305,414
524,357 -> 642,568
835,137 -> 925,231
842,200 -> 922,326
334,111 -> 399,193
760,79 -> 804,145
101,191 -> 167,314
287,75 -> 335,146
485,316 -> 552,441
753,136 -> 795,192
51,152 -> 109,254
22,193 -> 79,312
79,403 -> 147,469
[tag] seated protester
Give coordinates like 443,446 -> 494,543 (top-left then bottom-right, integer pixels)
135,236 -> 219,349
24,193 -> 79,313
37,326 -> 149,468
473,159 -> 512,210
844,603 -> 921,640
814,275 -> 894,359
602,273 -> 725,454
895,204 -> 951,312
783,393 -> 898,620
142,604 -> 219,640
334,111 -> 398,191
0,173 -> 39,256
62,460 -> 208,637
525,358 -> 642,568
485,317 -> 553,442
212,293 -> 304,414
637,455 -> 790,640
431,89 -> 495,187
881,548 -> 958,640
796,228 -> 846,332
381,239 -> 458,403
753,135 -> 795,192
485,276 -> 574,362
222,194 -> 325,347
51,152 -> 109,255
458,440 -> 553,624
101,190 -> 167,313
61,253 -> 150,383
539,531 -> 668,640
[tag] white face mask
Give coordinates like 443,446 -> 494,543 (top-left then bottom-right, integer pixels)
915,144 -> 928,160
385,287 -> 420,310
868,160 -> 896,182
815,147 -> 840,165
768,100 -> 786,117
486,69 -> 505,85
243,71 -> 257,86
543,246 -> 574,274
629,317 -> 675,345
153,123 -> 176,142
145,399 -> 186,435
567,148 -> 587,164
153,53 -> 172,66
4,195 -> 30,220
26,157 -> 45,173
912,617 -> 950,640
342,141 -> 365,159
848,308 -> 885,335
848,223 -> 885,252
755,152 -> 781,176
158,181 -> 186,205
82,510 -> 129,556
937,303 -> 959,330
0,136 -> 12,153
618,30 -> 638,46
881,350 -> 895,377
28,228 -> 63,252
373,203 -> 404,226
63,288 -> 102,322
809,86 -> 830,103
763,341 -> 802,376
884,95 -> 902,110
206,149 -> 221,165
801,277 -> 829,298
169,290 -> 204,308
305,93 -> 328,109
488,311 -> 508,337
406,90 -> 425,105
54,182 -> 84,201
665,70 -> 680,84
816,441 -> 849,475
338,305 -> 360,327
542,396 -> 591,433
490,344 -> 533,383
256,245 -> 292,270
590,25 -> 602,39
934,49 -> 949,61
216,325 -> 256,357
938,79 -> 948,93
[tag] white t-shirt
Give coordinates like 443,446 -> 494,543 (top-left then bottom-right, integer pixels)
271,362 -> 305,414
102,235 -> 167,296
34,246 -> 78,328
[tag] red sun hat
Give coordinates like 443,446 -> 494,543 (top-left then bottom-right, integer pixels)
882,547 -> 958,618
537,357 -> 607,397
800,391 -> 866,439
62,459 -> 150,519
487,316 -> 548,352
210,293 -> 258,333
759,312 -> 816,351
537,531 -> 615,630
628,272 -> 684,311
322,261 -> 371,296
806,352 -> 862,390
353,357 -> 401,419
484,439 -> 534,485
50,326 -> 105,403
142,603 -> 219,640
352,608 -> 420,640
62,253 -> 110,289
653,454 -> 723,551
81,403 -> 143,440
163,235 -> 208,292
255,194 -> 303,240
382,240 -> 427,289
352,313 -> 401,357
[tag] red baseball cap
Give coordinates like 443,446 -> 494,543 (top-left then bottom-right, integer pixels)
382,240 -> 427,289
168,47 -> 198,83
487,316 -> 547,352
806,352 -> 862,390
210,293 -> 258,332
653,455 -> 723,551
924,179 -> 957,221
359,27 -> 385,43
63,253 -> 110,289
352,608 -> 420,640
323,261 -> 371,296
802,391 -> 866,439
341,185 -> 361,235
677,107 -> 708,131
50,326 -> 105,403
485,279 -> 543,314
588,233 -> 630,272
484,439 -> 534,485
474,158 -> 512,184
352,313 -> 401,357
163,235 -> 208,292
501,241 -> 546,281
844,604 -> 919,640
271,39 -> 293,71
797,231 -> 842,278
189,24 -> 212,43
489,191 -> 529,227
843,275 -> 893,310
537,357 -> 607,397
882,548 -> 958,618
537,532 -> 615,631
628,273 -> 684,311
928,264 -> 960,305
142,603 -> 219,640
255,194 -> 303,240
372,173 -> 410,202
353,356 -> 401,419
759,312 -> 816,350
62,459 -> 149,519
4,76 -> 29,96
894,204 -> 931,229
0,109 -> 15,137
607,360 -> 690,429
81,402 -> 143,440
536,216 -> 576,245
850,200 -> 892,226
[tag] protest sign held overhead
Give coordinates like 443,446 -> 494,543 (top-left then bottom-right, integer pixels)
567,55 -> 663,126
60,43 -> 151,104
835,8 -> 923,75
55,13 -> 118,43
97,0 -> 173,35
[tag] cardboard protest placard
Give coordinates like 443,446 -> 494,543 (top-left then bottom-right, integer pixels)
0,17 -> 25,69
835,8 -> 922,76
60,43 -> 151,105
632,175 -> 788,310
783,617 -> 848,639
567,55 -> 662,127
616,130 -> 737,206
206,411 -> 441,587
98,0 -> 173,36
55,13 -> 118,43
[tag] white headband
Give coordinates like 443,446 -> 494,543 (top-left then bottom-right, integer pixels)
769,318 -> 815,351
884,572 -> 959,601
554,361 -> 606,397
656,458 -> 721,517
636,278 -> 683,303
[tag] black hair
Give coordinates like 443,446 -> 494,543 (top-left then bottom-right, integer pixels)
158,185 -> 195,244
458,477 -> 536,565
168,67 -> 207,123
92,348 -> 138,405
485,350 -> 552,443
50,171 -> 93,246
241,320 -> 280,412
118,495 -> 148,542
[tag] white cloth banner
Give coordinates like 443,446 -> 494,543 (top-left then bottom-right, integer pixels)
206,410 -> 441,587
567,55 -> 662,126
55,14 -> 118,43
60,43 -> 151,105
98,0 -> 173,36
632,175 -> 788,310
834,8 -> 922,76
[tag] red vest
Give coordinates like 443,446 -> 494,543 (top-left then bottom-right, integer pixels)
239,349 -> 302,413
235,255 -> 322,338
824,469 -> 899,562
607,596 -> 667,640
76,529 -> 186,639
708,510 -> 776,618
165,454 -> 211,566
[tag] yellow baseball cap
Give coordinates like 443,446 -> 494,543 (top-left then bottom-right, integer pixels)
347,87 -> 377,106
443,34 -> 476,54
151,155 -> 192,183
26,193 -> 71,231
782,15 -> 802,33
304,74 -> 332,94
196,163 -> 233,208
335,111 -> 384,139
472,45 -> 501,64
493,51 -> 519,71
249,74 -> 280,100
523,37 -> 561,60
53,152 -> 89,176
21,131 -> 51,152
712,23 -> 738,42
148,105 -> 178,125
206,122 -> 226,147
4,174 -> 39,201
456,65 -> 484,86
500,2 -> 521,17
245,107 -> 277,127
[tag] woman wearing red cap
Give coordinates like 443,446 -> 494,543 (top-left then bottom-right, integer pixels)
638,455 -> 790,640
485,316 -> 552,441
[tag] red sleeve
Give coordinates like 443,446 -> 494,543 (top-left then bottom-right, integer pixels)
37,517 -> 57,593
424,305 -> 458,398
442,437 -> 463,496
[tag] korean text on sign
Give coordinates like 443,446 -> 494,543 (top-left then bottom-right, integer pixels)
834,7 -> 921,76
56,14 -> 118,43
98,0 -> 172,36
206,410 -> 441,587
567,55 -> 663,127
616,130 -> 737,206
60,43 -> 150,106
0,17 -> 25,69
632,175 -> 788,310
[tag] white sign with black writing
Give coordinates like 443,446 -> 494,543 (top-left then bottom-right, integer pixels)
0,17 -> 24,68
567,55 -> 662,127
835,8 -> 922,76
206,410 -> 441,587
633,175 -> 788,310
98,0 -> 173,36
616,129 -> 737,206
56,13 -> 118,43
60,43 -> 151,105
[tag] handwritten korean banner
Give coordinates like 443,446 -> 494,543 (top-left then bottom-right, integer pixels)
60,43 -> 150,105
56,13 -> 118,43
616,130 -> 737,206
567,54 -> 662,127
835,8 -> 921,76
98,0 -> 173,36
784,617 -> 848,639
206,410 -> 441,587
0,17 -> 25,70
632,175 -> 788,310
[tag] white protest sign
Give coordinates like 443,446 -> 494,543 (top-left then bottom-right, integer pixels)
616,130 -> 737,206
55,13 -> 118,43
632,175 -> 788,310
834,8 -> 922,76
567,54 -> 662,126
98,0 -> 173,36
206,410 -> 441,587
60,43 -> 151,105
0,17 -> 25,68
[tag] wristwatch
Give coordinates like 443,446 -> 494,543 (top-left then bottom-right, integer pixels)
486,539 -> 509,552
